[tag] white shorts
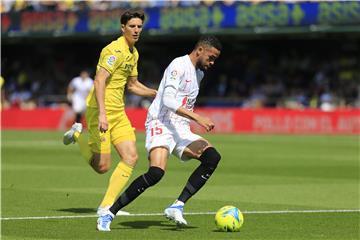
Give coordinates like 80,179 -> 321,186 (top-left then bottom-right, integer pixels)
72,96 -> 86,113
145,120 -> 202,160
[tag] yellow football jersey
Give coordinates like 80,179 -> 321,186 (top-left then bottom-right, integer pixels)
87,36 -> 139,110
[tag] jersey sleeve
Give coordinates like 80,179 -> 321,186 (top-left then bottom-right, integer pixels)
163,85 -> 182,112
161,59 -> 185,112
97,47 -> 123,75
69,78 -> 76,88
163,59 -> 184,91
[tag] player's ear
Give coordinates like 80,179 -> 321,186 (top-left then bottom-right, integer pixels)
121,24 -> 125,33
196,46 -> 204,56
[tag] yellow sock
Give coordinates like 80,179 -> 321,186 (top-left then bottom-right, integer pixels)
100,161 -> 133,207
74,131 -> 92,164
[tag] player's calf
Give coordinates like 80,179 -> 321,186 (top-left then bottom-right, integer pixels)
177,147 -> 221,203
109,166 -> 165,214
145,166 -> 164,185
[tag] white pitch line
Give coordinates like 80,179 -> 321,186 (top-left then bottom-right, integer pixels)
1,209 -> 359,221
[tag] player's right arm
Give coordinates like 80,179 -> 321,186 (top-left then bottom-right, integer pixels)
164,96 -> 214,132
94,67 -> 110,133
161,60 -> 214,132
95,45 -> 122,133
162,84 -> 214,131
176,107 -> 214,132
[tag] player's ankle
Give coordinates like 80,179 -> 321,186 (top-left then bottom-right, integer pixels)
173,200 -> 184,206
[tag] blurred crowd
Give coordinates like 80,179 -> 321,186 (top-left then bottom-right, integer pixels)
1,38 -> 359,110
0,0 -> 315,13
200,40 -> 360,110
1,0 -> 242,13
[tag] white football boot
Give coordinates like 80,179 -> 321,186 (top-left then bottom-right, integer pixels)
164,202 -> 188,226
63,123 -> 83,145
97,210 -> 114,231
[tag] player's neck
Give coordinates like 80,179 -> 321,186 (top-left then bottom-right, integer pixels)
123,36 -> 135,52
188,52 -> 198,69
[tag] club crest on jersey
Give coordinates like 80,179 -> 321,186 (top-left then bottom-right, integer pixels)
107,55 -> 116,66
171,70 -> 177,76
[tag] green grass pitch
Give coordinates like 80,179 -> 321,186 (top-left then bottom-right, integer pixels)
1,130 -> 359,239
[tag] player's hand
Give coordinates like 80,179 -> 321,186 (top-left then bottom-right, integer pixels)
198,116 -> 215,132
152,90 -> 158,98
98,114 -> 108,133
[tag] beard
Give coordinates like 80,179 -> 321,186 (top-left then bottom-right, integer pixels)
196,61 -> 208,71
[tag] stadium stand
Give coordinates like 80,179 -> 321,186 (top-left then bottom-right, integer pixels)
1,1 -> 360,110
2,38 -> 359,110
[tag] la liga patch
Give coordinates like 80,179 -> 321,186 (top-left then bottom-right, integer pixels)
107,55 -> 116,66
170,70 -> 178,80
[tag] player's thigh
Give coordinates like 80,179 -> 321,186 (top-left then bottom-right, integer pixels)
109,110 -> 136,146
171,125 -> 211,160
182,138 -> 213,160
149,147 -> 169,171
85,108 -> 112,155
145,121 -> 176,157
114,141 -> 138,167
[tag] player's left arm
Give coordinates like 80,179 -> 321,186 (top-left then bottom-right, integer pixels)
127,76 -> 157,97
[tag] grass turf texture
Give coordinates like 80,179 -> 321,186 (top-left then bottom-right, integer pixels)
1,130 -> 359,239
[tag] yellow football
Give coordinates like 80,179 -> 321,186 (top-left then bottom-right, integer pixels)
215,205 -> 244,232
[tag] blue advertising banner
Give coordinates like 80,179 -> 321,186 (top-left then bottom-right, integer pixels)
2,1 -> 360,36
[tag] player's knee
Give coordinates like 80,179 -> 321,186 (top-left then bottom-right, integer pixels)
94,164 -> 110,174
199,147 -> 221,169
144,166 -> 165,186
91,159 -> 111,174
90,154 -> 112,174
124,153 -> 138,167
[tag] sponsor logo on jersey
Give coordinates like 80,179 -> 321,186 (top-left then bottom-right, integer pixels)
182,96 -> 188,106
124,64 -> 134,72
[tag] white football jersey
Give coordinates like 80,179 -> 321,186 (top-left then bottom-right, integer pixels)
70,77 -> 93,100
70,77 -> 93,112
146,55 -> 204,127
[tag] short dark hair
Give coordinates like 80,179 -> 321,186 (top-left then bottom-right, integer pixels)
194,35 -> 222,51
121,9 -> 145,25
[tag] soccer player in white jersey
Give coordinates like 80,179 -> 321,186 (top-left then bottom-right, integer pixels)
97,35 -> 222,231
67,70 -> 93,123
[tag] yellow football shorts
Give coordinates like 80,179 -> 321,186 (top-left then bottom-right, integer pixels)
86,107 -> 136,154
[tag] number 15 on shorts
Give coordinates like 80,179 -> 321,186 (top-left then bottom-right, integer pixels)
151,126 -> 163,136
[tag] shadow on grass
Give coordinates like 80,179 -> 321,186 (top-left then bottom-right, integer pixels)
57,208 -> 96,214
116,220 -> 198,231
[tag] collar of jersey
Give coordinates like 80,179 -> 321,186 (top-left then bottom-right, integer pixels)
118,36 -> 135,55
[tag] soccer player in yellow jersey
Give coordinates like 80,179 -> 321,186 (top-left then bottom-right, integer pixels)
63,9 -> 157,215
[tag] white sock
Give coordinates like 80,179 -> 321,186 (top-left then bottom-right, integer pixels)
173,200 -> 184,206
